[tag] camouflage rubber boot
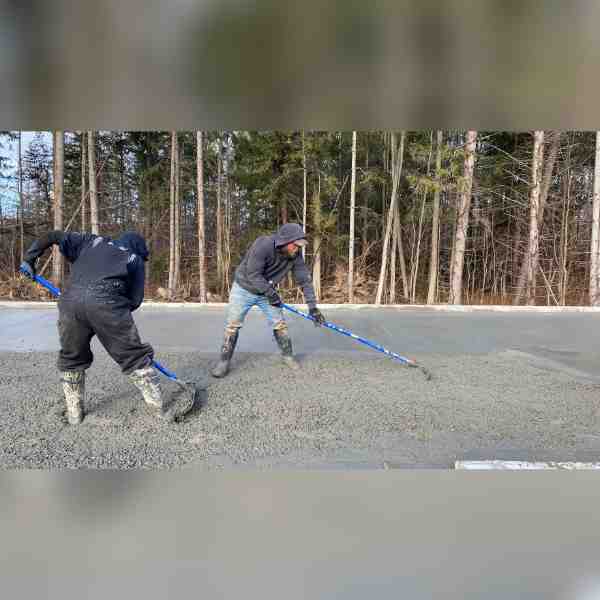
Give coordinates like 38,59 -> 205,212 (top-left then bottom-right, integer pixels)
273,329 -> 300,370
129,365 -> 165,416
60,371 -> 85,425
211,329 -> 239,378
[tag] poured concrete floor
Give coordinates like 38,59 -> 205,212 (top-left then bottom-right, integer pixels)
1,304 -> 600,468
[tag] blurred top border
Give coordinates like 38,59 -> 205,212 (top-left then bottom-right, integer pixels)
2,0 -> 599,130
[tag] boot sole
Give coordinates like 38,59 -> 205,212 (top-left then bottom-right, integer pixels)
281,358 -> 301,370
211,362 -> 230,378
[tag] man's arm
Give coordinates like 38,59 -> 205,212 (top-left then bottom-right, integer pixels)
127,256 -> 145,312
292,256 -> 325,325
244,240 -> 275,294
291,255 -> 317,309
23,231 -> 91,267
23,231 -> 66,268
59,232 -> 94,263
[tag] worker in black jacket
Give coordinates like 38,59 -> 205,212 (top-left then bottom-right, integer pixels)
212,223 -> 326,378
20,231 -> 166,424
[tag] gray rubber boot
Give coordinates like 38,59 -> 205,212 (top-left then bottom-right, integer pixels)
273,329 -> 300,370
211,329 -> 239,378
60,371 -> 86,425
129,365 -> 166,417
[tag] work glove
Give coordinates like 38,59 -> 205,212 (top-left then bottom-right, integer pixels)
265,287 -> 283,307
309,307 -> 326,327
19,260 -> 36,280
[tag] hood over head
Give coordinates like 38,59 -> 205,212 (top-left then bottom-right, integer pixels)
274,223 -> 307,248
114,232 -> 149,261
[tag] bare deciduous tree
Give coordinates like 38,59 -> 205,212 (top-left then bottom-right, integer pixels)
312,174 -> 322,301
427,130 -> 443,304
80,132 -> 87,232
197,131 -> 207,303
18,131 -> 24,261
174,135 -> 181,292
524,131 -> 545,306
590,132 -> 600,305
52,131 -> 64,285
302,131 -> 307,261
449,130 -> 477,305
168,131 -> 179,298
88,131 -> 99,234
376,131 -> 406,305
348,131 -> 357,302
513,130 -> 560,304
216,138 -> 224,290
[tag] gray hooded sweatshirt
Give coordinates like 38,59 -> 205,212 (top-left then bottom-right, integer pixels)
234,223 -> 317,308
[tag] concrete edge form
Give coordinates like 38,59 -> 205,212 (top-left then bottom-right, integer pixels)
455,461 -> 600,470
3,301 -> 600,312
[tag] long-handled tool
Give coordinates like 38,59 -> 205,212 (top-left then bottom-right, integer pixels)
281,303 -> 432,380
21,268 -> 200,420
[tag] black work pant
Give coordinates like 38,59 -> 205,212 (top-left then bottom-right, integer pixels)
57,294 -> 153,374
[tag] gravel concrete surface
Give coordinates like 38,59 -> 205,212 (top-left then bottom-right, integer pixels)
2,346 -> 600,469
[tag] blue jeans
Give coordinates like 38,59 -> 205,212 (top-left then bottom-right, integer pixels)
224,281 -> 286,335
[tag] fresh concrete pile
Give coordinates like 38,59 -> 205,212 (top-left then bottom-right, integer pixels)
1,349 -> 599,468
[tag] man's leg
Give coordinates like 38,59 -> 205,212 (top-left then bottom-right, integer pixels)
256,294 -> 300,370
89,302 -> 165,415
212,282 -> 255,378
57,302 -> 94,424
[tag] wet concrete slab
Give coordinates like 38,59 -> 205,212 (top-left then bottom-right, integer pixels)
2,305 -> 600,379
2,305 -> 600,468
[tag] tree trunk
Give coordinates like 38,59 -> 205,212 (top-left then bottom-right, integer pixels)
449,130 -> 477,305
524,131 -> 545,306
559,149 -> 572,306
348,131 -> 357,302
538,131 -> 561,219
389,208 -> 397,303
513,130 -> 560,304
81,132 -> 87,232
302,131 -> 307,261
590,132 -> 600,306
362,135 -> 369,255
375,131 -> 405,305
427,130 -> 443,304
18,131 -> 24,261
52,131 -> 64,285
224,162 -> 231,293
168,131 -> 177,298
395,205 -> 409,300
119,136 -> 125,227
174,135 -> 181,294
197,131 -> 207,302
381,133 -> 389,243
411,132 -> 433,303
216,143 -> 224,293
88,131 -> 99,234
411,189 -> 427,303
312,174 -> 322,301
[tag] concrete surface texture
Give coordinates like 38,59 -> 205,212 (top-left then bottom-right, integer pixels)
1,304 -> 600,468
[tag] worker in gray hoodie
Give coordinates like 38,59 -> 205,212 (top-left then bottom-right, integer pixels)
212,223 -> 326,378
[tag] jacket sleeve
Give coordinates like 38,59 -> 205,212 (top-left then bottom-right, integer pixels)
59,233 -> 95,263
243,240 -> 274,294
24,231 -> 95,265
292,255 -> 317,309
24,231 -> 65,264
126,256 -> 145,312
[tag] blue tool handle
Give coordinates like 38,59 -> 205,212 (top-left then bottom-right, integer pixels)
19,268 -> 62,297
151,360 -> 178,381
281,303 -> 416,367
35,274 -> 62,297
